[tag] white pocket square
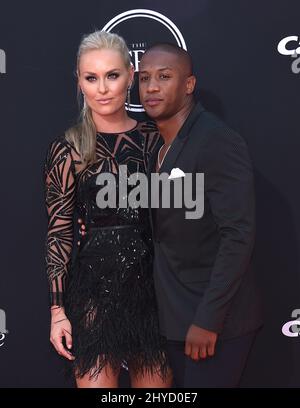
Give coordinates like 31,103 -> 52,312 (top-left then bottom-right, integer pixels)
168,167 -> 186,179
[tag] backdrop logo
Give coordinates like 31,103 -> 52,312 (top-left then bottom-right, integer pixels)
0,309 -> 8,347
282,309 -> 300,337
0,49 -> 6,74
102,9 -> 187,112
277,36 -> 300,74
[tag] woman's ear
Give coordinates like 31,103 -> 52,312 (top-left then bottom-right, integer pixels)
77,69 -> 82,89
77,80 -> 84,96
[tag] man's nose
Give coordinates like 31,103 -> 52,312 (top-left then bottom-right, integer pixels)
147,78 -> 160,92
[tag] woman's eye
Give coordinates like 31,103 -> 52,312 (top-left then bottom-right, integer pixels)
140,76 -> 149,82
85,76 -> 96,82
108,73 -> 119,79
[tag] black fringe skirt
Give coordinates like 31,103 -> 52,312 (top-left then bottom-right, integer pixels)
63,224 -> 170,382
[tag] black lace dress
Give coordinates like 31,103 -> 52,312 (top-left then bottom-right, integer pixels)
44,121 -> 168,381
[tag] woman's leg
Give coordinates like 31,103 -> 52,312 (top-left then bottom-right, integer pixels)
75,357 -> 121,388
129,364 -> 173,388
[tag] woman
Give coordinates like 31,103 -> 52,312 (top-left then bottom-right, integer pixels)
44,30 -> 172,387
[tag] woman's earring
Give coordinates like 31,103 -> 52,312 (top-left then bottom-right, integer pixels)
126,86 -> 131,108
81,90 -> 87,114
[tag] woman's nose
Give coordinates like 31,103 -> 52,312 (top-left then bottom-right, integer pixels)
97,79 -> 108,93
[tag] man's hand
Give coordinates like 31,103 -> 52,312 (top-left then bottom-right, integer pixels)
77,218 -> 86,246
185,324 -> 218,361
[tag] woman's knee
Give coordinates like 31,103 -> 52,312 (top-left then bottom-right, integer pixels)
75,361 -> 121,388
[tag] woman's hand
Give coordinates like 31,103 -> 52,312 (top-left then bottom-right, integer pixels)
50,307 -> 75,360
77,218 -> 86,246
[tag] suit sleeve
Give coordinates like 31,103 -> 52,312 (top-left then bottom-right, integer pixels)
192,125 -> 256,333
44,138 -> 76,307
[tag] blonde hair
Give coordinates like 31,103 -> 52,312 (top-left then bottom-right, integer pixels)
65,30 -> 131,164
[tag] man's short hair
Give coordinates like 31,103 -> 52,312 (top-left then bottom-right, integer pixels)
142,42 -> 193,76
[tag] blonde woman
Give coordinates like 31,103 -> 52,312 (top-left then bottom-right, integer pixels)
44,30 -> 172,388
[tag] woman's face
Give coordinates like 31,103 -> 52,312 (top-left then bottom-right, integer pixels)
78,49 -> 133,117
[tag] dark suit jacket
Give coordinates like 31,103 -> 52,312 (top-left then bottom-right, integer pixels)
147,101 -> 263,341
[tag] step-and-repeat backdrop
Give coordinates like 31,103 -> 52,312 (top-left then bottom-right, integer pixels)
0,0 -> 299,387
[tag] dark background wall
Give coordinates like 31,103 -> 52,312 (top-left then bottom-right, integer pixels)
0,0 -> 299,387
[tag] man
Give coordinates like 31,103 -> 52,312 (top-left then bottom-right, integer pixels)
79,43 -> 263,387
137,43 -> 263,387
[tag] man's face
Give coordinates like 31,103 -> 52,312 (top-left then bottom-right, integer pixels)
139,50 -> 195,120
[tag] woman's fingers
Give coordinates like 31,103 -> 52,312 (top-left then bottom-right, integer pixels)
50,321 -> 75,360
78,218 -> 86,236
53,335 -> 75,360
64,328 -> 73,351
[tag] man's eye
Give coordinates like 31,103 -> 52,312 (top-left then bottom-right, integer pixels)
160,74 -> 170,79
85,76 -> 96,82
108,73 -> 119,79
140,76 -> 149,81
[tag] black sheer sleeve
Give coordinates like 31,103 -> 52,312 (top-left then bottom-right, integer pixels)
44,138 -> 76,307
140,121 -> 162,169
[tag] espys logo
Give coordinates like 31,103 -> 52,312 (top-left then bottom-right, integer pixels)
102,9 -> 187,112
282,309 -> 300,337
0,49 -> 6,74
0,308 -> 8,347
277,36 -> 300,74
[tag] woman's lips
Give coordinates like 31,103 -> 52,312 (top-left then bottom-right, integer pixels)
96,98 -> 112,105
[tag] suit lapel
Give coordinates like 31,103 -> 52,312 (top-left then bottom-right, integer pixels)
158,101 -> 206,175
146,101 -> 206,232
158,135 -> 185,175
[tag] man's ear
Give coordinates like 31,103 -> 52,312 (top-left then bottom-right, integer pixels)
186,75 -> 196,95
